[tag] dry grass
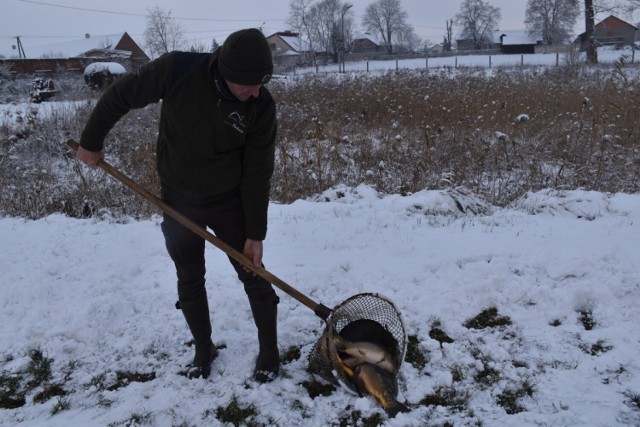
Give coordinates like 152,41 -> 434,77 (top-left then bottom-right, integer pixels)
1,62 -> 639,220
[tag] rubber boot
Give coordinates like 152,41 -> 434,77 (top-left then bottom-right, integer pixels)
248,294 -> 280,383
179,294 -> 218,379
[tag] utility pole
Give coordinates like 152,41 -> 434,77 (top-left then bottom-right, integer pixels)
15,36 -> 26,58
340,3 -> 353,73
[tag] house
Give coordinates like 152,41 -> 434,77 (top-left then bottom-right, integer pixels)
351,37 -> 379,54
456,35 -> 500,52
575,15 -> 639,48
498,30 -> 541,54
0,32 -> 149,75
266,31 -> 300,55
427,43 -> 445,55
595,15 -> 638,47
265,31 -> 302,70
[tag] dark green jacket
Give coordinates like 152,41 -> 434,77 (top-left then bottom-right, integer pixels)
80,50 -> 277,240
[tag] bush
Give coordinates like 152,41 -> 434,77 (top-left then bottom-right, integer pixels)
1,65 -> 639,220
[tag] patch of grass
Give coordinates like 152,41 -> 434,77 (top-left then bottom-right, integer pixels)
33,383 -> 66,404
580,339 -> 613,356
88,372 -> 108,391
1,348 -> 57,409
301,379 -> 335,398
25,349 -> 53,388
338,410 -> 385,427
215,395 -> 258,427
282,345 -> 301,364
624,391 -> 640,412
429,324 -> 454,348
419,387 -> 468,412
108,411 -> 153,427
578,310 -> 596,330
0,372 -> 26,409
50,397 -> 71,415
463,307 -> 512,330
474,366 -> 501,388
405,334 -> 428,370
450,364 -> 465,382
496,379 -> 536,415
106,370 -> 156,391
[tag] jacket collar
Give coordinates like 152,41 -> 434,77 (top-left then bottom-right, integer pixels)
209,49 -> 237,101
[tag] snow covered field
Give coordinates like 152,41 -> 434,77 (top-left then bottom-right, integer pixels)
294,46 -> 635,75
2,48 -> 639,425
1,186 -> 639,426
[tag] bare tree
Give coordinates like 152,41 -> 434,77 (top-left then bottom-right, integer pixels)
144,6 -> 185,59
526,0 -> 580,44
287,0 -> 319,64
444,19 -> 454,52
187,38 -> 208,53
455,0 -> 501,50
582,0 -> 598,63
362,0 -> 411,54
394,26 -> 422,53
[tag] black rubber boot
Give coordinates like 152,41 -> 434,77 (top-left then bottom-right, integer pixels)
179,294 -> 218,379
248,294 -> 280,383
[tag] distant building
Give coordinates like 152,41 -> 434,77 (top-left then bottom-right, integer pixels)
351,37 -> 379,54
0,32 -> 149,75
266,31 -> 302,70
575,15 -> 639,48
498,30 -> 541,54
456,36 -> 500,52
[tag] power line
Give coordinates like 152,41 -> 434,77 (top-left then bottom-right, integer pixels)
17,0 -> 286,22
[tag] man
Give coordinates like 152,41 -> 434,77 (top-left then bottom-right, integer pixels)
75,28 -> 280,383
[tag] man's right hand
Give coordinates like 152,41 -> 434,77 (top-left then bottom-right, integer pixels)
76,146 -> 104,168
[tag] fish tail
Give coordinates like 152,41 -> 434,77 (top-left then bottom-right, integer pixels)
384,400 -> 411,417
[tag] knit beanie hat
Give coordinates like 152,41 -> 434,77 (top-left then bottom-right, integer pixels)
218,28 -> 273,85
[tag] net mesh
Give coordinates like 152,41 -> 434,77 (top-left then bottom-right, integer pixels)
307,293 -> 406,392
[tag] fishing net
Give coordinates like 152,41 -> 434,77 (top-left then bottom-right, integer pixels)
307,292 -> 407,392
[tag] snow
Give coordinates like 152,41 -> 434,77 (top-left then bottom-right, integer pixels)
293,46 -> 636,75
2,185 -> 640,426
83,62 -> 126,76
496,30 -> 540,45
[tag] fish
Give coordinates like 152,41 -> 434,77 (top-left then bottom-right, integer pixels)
333,333 -> 396,374
352,362 -> 411,417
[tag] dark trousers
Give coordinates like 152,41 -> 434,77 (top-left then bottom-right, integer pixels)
160,190 -> 276,302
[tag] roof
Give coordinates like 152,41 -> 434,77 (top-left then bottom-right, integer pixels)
498,30 -> 540,46
266,32 -> 325,53
596,15 -> 639,31
0,33 -> 145,59
279,35 -> 301,52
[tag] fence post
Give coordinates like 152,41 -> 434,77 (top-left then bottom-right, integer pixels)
521,54 -> 524,66
455,56 -> 458,68
367,61 -> 369,72
396,59 -> 399,71
489,55 -> 492,68
425,56 -> 428,69
633,49 -> 636,64
556,52 -> 559,67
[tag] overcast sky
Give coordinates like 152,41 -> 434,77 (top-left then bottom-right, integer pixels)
1,0 -> 635,57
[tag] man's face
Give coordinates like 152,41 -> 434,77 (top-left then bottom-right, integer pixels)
226,80 -> 261,101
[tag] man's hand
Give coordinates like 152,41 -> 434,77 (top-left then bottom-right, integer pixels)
243,239 -> 264,274
76,146 -> 104,168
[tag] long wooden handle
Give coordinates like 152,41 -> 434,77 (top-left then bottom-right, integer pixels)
67,139 -> 332,320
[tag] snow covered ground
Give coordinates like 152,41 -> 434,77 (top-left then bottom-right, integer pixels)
294,46 -> 636,75
1,185 -> 639,426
